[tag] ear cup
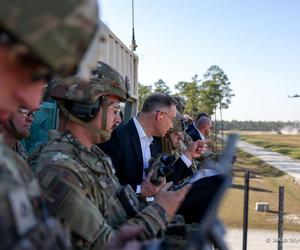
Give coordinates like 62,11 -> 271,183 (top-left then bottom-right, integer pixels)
64,99 -> 101,122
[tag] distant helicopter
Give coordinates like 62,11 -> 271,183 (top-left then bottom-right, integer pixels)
288,94 -> 300,98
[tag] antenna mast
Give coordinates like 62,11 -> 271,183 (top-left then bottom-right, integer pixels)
130,0 -> 137,51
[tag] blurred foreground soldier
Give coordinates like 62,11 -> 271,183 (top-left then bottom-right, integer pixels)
0,107 -> 36,160
30,62 -> 190,249
0,0 -> 101,249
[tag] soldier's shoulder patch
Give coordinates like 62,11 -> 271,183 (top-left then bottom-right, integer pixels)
38,167 -> 75,213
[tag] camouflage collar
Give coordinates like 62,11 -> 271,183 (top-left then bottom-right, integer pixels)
49,130 -> 112,174
62,130 -> 94,154
47,129 -> 94,157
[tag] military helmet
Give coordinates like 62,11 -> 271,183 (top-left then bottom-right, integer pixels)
173,96 -> 186,113
50,61 -> 129,103
0,0 -> 100,78
161,113 -> 185,154
168,113 -> 185,133
51,62 -> 129,138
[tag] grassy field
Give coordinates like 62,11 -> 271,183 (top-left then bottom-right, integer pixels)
218,149 -> 300,231
239,133 -> 300,160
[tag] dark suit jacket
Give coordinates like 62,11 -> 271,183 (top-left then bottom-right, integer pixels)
98,118 -> 192,191
186,123 -> 202,142
185,123 -> 195,134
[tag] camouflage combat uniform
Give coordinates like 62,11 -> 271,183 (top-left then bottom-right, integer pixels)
172,96 -> 193,149
159,115 -> 199,178
0,0 -> 101,249
0,137 -> 71,250
30,130 -> 169,250
182,131 -> 193,148
13,141 -> 29,161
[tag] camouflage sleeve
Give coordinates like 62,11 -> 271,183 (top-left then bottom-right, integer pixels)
36,165 -> 118,249
126,202 -> 168,239
37,165 -> 168,249
183,131 -> 193,147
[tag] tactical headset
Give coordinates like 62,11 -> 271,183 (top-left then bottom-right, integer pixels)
64,98 -> 102,122
58,95 -> 112,141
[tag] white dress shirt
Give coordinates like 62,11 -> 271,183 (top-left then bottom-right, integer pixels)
133,117 -> 153,193
133,116 -> 153,170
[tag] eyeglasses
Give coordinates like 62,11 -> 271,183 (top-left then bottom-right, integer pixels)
156,110 -> 175,123
18,108 -> 36,118
109,104 -> 121,116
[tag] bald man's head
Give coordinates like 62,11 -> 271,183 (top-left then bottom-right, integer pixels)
196,116 -> 212,136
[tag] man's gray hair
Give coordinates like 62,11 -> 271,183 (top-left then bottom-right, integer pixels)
141,93 -> 177,113
196,116 -> 212,129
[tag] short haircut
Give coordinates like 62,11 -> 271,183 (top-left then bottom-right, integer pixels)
196,116 -> 211,129
141,93 -> 177,113
196,112 -> 209,121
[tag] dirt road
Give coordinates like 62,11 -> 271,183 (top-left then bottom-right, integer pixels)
237,140 -> 300,182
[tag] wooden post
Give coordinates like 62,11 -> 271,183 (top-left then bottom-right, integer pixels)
278,186 -> 284,250
242,170 -> 250,250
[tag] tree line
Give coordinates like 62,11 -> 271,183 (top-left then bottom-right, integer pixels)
215,120 -> 300,132
138,65 -> 234,119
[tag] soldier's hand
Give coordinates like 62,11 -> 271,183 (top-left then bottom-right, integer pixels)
155,182 -> 191,220
105,225 -> 144,250
184,140 -> 208,160
141,170 -> 166,197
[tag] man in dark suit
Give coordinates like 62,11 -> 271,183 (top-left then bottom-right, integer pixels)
185,112 -> 207,134
186,116 -> 212,142
99,93 -> 204,196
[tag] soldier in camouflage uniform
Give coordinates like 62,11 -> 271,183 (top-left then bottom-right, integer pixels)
0,0 -> 101,249
0,107 -> 37,161
172,96 -> 193,148
29,62 -> 190,250
161,113 -> 188,157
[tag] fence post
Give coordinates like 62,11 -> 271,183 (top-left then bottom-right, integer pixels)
242,170 -> 250,250
278,186 -> 284,250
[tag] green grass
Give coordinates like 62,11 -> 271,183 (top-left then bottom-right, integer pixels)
218,148 -> 300,231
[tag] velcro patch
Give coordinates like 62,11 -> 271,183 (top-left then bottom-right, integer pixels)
46,178 -> 72,213
8,188 -> 37,235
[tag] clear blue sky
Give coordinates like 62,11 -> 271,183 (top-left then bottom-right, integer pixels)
100,0 -> 300,121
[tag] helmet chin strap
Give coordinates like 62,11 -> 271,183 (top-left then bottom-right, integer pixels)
101,96 -> 109,140
58,103 -> 111,142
